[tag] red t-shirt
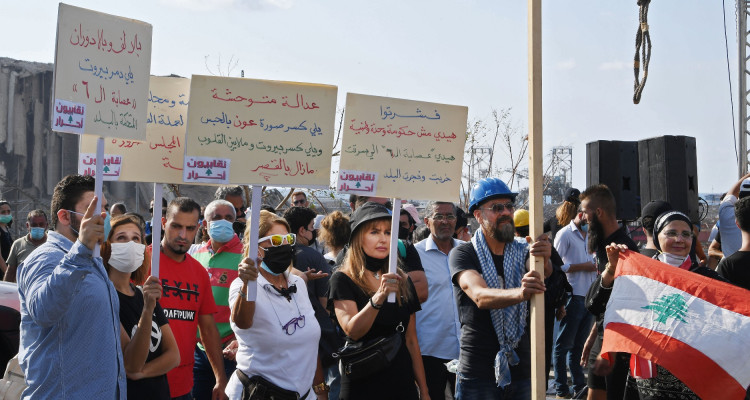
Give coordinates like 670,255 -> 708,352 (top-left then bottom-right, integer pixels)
156,250 -> 218,397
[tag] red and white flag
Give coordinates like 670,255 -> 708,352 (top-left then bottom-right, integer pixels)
601,251 -> 750,399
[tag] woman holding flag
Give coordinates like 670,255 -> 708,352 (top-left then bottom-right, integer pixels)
593,210 -> 726,399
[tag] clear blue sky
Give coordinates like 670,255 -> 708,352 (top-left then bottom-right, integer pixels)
2,0 -> 740,193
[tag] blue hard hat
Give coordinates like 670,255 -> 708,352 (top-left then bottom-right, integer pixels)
468,177 -> 517,213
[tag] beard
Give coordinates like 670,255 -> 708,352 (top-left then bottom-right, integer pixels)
587,213 -> 606,253
487,216 -> 515,243
69,212 -> 82,238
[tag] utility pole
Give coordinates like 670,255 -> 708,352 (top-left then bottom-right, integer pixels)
738,0 -> 749,176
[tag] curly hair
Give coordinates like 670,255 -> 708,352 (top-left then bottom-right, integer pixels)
318,211 -> 350,252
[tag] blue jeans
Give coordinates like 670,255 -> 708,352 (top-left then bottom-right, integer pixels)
455,373 -> 530,400
192,345 -> 237,400
553,295 -> 594,395
325,364 -> 341,400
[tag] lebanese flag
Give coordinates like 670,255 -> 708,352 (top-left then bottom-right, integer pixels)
601,250 -> 750,399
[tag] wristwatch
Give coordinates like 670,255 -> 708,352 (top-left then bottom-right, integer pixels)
312,382 -> 330,394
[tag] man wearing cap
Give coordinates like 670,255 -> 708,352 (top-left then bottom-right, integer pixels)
581,185 -> 638,400
717,173 -> 750,259
551,207 -> 596,398
449,177 -> 553,399
414,201 -> 462,399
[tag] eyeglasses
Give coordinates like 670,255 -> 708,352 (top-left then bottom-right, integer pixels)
480,203 -> 515,213
662,230 -> 693,240
431,214 -> 457,221
293,199 -> 306,205
281,315 -> 305,335
259,233 -> 296,247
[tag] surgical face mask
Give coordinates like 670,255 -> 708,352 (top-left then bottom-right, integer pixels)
29,227 -> 45,240
657,252 -> 689,267
208,219 -> 235,243
0,215 -> 12,224
108,241 -> 146,273
67,210 -> 110,238
260,244 -> 294,275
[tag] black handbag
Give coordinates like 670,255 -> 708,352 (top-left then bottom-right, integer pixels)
332,321 -> 404,380
235,370 -> 307,400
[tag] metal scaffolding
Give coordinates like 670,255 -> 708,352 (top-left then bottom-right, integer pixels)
739,0 -> 750,176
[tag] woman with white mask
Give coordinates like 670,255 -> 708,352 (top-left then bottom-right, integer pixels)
101,214 -> 180,399
598,210 -> 726,400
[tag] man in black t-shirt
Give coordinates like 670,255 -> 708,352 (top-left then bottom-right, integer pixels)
580,185 -> 638,400
449,177 -> 552,399
717,196 -> 750,290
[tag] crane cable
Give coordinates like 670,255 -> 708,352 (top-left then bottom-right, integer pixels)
633,0 -> 652,104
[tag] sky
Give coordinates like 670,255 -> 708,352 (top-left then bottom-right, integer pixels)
1,0 -> 741,194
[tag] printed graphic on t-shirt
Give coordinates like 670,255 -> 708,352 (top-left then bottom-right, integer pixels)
130,319 -> 163,352
163,308 -> 197,321
161,279 -> 201,302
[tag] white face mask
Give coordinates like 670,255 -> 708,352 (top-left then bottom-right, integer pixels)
657,252 -> 689,267
109,241 -> 146,273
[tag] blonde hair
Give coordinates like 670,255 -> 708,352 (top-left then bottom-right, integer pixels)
556,201 -> 578,227
242,210 -> 293,272
339,219 -> 412,305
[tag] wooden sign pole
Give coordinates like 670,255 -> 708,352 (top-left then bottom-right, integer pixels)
528,0 -> 546,398
150,183 -> 163,278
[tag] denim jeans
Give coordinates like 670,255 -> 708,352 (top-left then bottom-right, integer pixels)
192,345 -> 237,400
325,364 -> 341,400
455,373 -> 530,400
553,295 -> 594,395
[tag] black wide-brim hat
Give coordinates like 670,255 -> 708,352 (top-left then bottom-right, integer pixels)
349,202 -> 392,242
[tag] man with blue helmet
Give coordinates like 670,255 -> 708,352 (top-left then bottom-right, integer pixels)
449,177 -> 554,400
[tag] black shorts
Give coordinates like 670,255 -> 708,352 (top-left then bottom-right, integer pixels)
586,334 -> 631,396
587,334 -> 606,390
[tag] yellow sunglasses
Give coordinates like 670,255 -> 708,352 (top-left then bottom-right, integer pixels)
259,233 -> 296,247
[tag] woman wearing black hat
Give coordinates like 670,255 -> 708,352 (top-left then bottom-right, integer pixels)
328,202 -> 429,399
597,211 -> 725,399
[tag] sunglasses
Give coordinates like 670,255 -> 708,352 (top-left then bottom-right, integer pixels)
259,233 -> 296,247
293,199 -> 306,205
480,203 -> 515,213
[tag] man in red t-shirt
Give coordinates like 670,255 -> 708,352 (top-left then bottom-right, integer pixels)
157,197 -> 227,399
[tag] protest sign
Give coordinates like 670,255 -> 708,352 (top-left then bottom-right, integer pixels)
80,76 -> 189,183
337,93 -> 467,202
53,3 -> 152,140
183,75 -> 337,186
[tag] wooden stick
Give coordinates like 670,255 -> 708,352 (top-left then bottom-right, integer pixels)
150,183 -> 163,278
528,0 -> 546,398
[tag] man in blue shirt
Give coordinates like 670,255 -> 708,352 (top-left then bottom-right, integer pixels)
414,201 -> 462,400
17,175 -> 126,399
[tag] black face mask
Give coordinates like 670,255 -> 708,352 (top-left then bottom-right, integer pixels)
233,221 -> 246,237
398,226 -> 410,241
309,228 -> 318,243
262,245 -> 295,275
364,254 -> 388,272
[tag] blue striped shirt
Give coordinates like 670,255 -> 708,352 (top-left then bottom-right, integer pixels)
17,231 -> 126,399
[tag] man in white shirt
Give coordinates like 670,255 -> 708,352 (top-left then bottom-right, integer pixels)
552,210 -> 597,398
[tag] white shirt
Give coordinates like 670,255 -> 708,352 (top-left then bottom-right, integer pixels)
226,273 -> 320,398
554,221 -> 596,296
719,195 -> 742,258
414,236 -> 462,360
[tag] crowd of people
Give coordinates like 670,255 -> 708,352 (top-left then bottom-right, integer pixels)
1,174 -> 748,400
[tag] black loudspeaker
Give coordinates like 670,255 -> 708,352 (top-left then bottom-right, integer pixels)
586,141 -> 641,220
638,135 -> 699,222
